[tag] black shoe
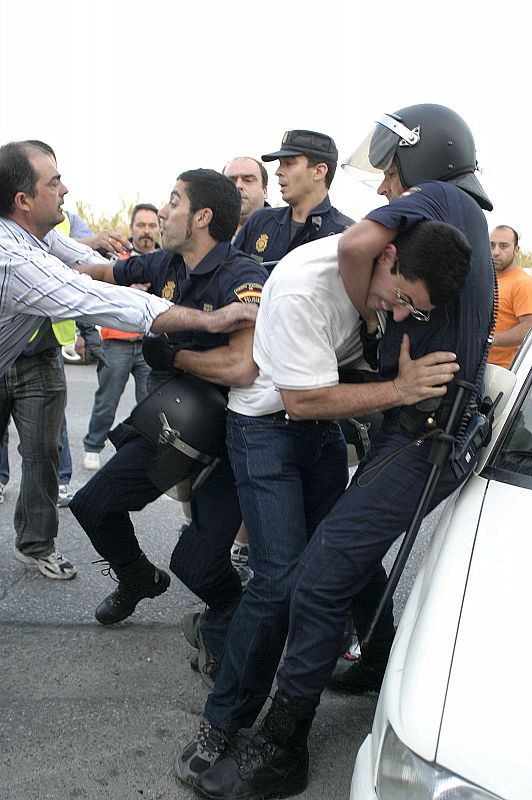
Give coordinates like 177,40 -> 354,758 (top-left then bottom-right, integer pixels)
327,658 -> 385,694
194,692 -> 314,800
94,553 -> 170,625
175,717 -> 234,786
181,611 -> 219,689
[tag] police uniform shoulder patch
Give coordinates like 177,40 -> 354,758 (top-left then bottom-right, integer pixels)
234,282 -> 263,304
400,186 -> 422,197
255,233 -> 269,254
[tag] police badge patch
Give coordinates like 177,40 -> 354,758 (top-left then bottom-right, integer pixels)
162,280 -> 176,300
234,283 -> 262,304
255,233 -> 269,253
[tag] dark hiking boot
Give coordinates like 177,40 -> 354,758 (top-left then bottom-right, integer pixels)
94,552 -> 170,624
194,691 -> 315,799
175,716 -> 235,786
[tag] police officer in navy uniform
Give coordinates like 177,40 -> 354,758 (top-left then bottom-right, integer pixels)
229,134 -> 354,586
235,130 -> 353,269
70,170 -> 268,658
188,105 -> 495,800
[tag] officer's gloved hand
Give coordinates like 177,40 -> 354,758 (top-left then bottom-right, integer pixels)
142,335 -> 177,371
360,319 -> 381,371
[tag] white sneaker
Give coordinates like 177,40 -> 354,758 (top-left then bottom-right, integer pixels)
0,483 -> 5,504
83,452 -> 101,470
57,484 -> 74,507
231,542 -> 253,587
13,547 -> 77,580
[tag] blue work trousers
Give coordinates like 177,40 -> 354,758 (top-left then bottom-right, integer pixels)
205,411 -> 349,733
276,427 -> 464,708
83,339 -> 150,453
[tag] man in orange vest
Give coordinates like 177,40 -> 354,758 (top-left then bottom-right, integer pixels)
488,225 -> 532,368
81,204 -> 161,470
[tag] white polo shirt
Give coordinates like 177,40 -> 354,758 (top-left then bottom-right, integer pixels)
229,234 -> 368,417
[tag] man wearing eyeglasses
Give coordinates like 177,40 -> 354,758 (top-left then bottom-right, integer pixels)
175,216 -> 472,787
185,104 -> 495,800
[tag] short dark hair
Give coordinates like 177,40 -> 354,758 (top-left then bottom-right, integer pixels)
24,139 -> 57,161
494,224 -> 519,247
393,220 -> 472,307
0,141 -> 43,217
177,169 -> 241,242
305,154 -> 337,189
131,203 -> 159,225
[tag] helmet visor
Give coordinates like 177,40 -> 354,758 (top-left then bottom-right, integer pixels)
342,114 -> 420,180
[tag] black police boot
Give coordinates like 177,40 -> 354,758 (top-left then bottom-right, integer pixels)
194,691 -> 315,800
327,638 -> 393,694
94,552 -> 170,624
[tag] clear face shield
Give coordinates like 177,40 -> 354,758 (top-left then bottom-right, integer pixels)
342,114 -> 420,182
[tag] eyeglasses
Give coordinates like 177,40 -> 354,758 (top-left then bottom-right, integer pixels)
394,259 -> 431,322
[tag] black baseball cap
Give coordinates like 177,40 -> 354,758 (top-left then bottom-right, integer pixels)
262,130 -> 338,162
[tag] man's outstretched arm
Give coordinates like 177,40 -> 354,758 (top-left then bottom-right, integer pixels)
143,326 -> 257,388
280,334 -> 459,420
338,219 -> 397,327
75,261 -> 117,282
151,302 -> 258,336
170,328 -> 258,387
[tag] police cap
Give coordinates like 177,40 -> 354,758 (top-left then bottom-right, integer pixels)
262,130 -> 338,162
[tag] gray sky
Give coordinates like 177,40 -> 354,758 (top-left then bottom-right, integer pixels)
2,0 -> 531,247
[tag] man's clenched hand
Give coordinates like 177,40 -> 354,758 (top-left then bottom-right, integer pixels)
393,334 -> 460,407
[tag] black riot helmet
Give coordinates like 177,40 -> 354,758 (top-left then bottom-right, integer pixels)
130,373 -> 227,493
342,103 -> 493,211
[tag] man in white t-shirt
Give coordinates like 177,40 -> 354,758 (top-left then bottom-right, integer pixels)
176,220 -> 468,785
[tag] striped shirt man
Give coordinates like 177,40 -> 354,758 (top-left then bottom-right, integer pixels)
0,219 -> 172,377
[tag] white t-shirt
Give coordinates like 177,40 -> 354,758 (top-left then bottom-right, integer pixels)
229,234 -> 368,416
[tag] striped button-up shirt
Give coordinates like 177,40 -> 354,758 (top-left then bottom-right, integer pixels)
0,218 -> 172,376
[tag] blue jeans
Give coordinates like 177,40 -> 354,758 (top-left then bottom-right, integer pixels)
205,411 -> 348,733
0,351 -> 65,556
83,339 -> 150,453
276,426 -> 465,708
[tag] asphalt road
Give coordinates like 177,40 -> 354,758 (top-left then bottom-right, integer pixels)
0,363 -> 438,800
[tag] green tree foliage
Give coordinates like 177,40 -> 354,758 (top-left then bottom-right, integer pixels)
74,199 -> 136,237
517,249 -> 532,269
